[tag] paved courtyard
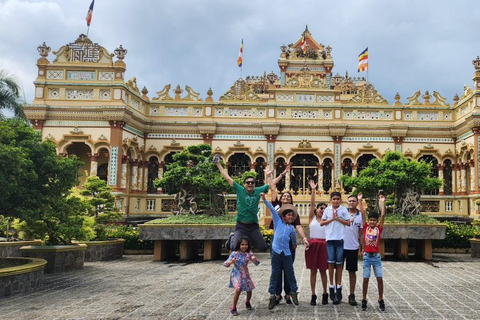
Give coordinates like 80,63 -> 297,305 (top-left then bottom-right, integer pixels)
1,248 -> 480,320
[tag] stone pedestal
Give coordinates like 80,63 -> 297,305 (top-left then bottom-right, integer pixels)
140,224 -> 235,261
20,244 -> 87,273
470,238 -> 480,258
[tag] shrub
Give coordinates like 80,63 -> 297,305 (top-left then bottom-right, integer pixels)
260,225 -> 273,248
105,226 -> 153,250
433,221 -> 480,248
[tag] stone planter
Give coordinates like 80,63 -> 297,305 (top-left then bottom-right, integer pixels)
20,244 -> 87,273
470,238 -> 480,258
139,224 -> 235,261
0,257 -> 47,297
382,224 -> 446,260
0,240 -> 42,258
76,239 -> 125,262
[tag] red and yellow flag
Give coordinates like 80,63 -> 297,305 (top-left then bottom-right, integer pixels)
358,47 -> 368,72
300,35 -> 307,54
237,40 -> 243,67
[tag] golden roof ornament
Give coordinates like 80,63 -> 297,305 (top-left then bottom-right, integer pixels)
432,91 -> 448,106
174,85 -> 183,101
394,92 -> 401,106
153,84 -> 173,101
183,85 -> 202,101
423,90 -> 431,105
453,93 -> 459,106
405,90 -> 422,106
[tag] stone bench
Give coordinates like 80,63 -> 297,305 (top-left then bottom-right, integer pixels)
380,224 -> 446,260
139,224 -> 235,261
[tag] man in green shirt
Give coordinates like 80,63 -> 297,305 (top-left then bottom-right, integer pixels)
216,160 -> 286,251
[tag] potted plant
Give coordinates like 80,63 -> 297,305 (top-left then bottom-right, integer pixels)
0,119 -> 93,272
75,176 -> 125,261
341,151 -> 446,260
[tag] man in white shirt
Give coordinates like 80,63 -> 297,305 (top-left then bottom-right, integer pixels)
343,194 -> 364,306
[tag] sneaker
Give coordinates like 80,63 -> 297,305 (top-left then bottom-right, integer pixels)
275,295 -> 282,305
322,293 -> 329,305
290,292 -> 299,305
245,301 -> 253,310
361,299 -> 367,311
285,295 -> 293,305
336,287 -> 342,303
268,296 -> 276,310
348,294 -> 357,306
230,307 -> 239,316
310,294 -> 317,306
379,299 -> 385,311
329,287 -> 336,302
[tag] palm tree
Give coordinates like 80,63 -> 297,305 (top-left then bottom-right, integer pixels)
0,70 -> 26,119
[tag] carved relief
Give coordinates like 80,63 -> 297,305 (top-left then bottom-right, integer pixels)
153,84 -> 173,101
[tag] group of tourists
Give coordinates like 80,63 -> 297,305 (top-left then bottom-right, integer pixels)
216,159 -> 386,316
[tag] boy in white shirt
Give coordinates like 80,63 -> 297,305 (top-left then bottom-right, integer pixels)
320,191 -> 350,304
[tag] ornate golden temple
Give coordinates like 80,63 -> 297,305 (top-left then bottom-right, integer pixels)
25,29 -> 480,221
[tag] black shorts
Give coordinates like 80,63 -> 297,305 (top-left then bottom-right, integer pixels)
344,249 -> 359,272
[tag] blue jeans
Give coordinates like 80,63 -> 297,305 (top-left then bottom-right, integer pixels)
269,251 -> 298,295
363,252 -> 383,278
326,240 -> 344,264
270,236 -> 296,295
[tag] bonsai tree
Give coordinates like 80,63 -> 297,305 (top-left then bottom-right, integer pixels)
0,119 -> 94,244
79,175 -> 123,240
341,151 -> 442,217
154,144 -> 230,215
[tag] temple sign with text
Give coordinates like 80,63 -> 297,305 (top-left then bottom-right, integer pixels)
25,29 -> 480,222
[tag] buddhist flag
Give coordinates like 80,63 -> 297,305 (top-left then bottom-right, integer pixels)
86,0 -> 95,27
237,40 -> 243,67
300,35 -> 307,54
358,47 -> 368,72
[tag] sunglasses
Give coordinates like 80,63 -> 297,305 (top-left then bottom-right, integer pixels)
245,181 -> 255,185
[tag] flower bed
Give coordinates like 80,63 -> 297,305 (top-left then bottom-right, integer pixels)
0,257 -> 47,297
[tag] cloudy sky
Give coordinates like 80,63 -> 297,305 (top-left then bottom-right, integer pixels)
1,0 -> 480,105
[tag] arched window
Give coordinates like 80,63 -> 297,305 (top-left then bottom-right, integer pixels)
228,153 -> 251,179
97,164 -> 108,182
290,154 -> 319,195
342,158 -> 353,194
147,156 -> 159,194
443,159 -> 453,195
357,154 -> 377,174
254,157 -> 265,186
163,152 -> 177,173
418,155 -> 439,195
323,158 -> 333,193
275,158 -> 286,192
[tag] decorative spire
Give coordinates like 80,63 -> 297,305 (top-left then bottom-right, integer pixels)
473,56 -> 480,71
37,42 -> 51,59
114,45 -> 127,60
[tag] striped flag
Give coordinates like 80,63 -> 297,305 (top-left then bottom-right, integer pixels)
237,40 -> 243,67
300,35 -> 307,54
358,47 -> 368,72
86,0 -> 95,27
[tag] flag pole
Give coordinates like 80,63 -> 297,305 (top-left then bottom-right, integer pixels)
86,26 -> 90,37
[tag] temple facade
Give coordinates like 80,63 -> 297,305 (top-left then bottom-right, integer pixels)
25,29 -> 480,222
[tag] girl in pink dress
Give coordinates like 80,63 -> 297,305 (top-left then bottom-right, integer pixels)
224,236 -> 260,316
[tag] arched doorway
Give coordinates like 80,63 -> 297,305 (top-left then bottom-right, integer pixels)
290,154 -> 319,195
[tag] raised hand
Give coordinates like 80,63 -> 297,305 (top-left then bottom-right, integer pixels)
357,192 -> 363,200
379,194 -> 386,203
260,192 -> 266,201
265,164 -> 273,177
309,180 -> 317,190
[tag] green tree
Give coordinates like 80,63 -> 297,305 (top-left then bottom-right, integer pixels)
0,70 -> 26,119
79,175 -> 122,240
341,151 -> 442,216
154,144 -> 230,215
0,119 -> 93,244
